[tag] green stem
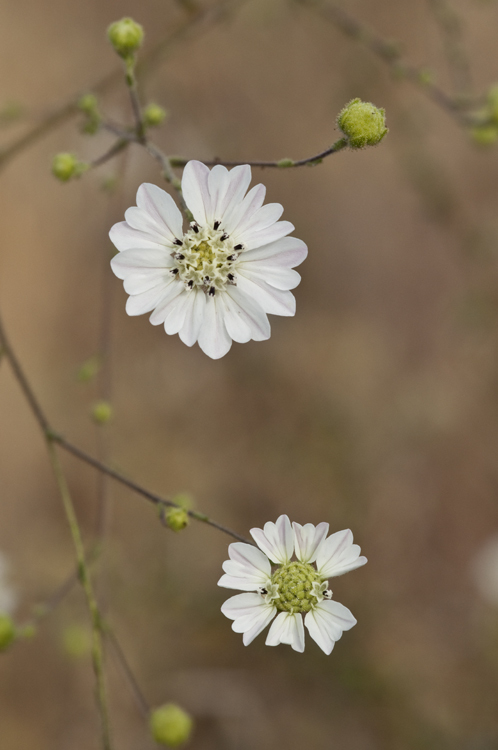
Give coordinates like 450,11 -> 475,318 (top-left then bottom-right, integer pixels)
46,441 -> 113,750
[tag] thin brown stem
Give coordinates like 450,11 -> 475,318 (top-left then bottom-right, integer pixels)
0,312 -> 251,545
427,0 -> 472,95
105,627 -> 150,718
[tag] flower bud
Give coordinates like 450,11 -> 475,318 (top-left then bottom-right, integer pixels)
164,507 -> 189,532
107,18 -> 144,58
0,614 -> 16,651
143,103 -> 168,128
470,124 -> 498,147
78,93 -> 99,116
91,400 -> 113,425
337,98 -> 388,149
52,153 -> 87,182
150,704 -> 193,747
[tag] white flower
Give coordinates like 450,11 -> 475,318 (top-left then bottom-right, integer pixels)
218,515 -> 367,654
0,552 -> 17,615
110,161 -> 307,359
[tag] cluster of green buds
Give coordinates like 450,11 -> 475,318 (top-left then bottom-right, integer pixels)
337,98 -> 388,149
150,704 -> 193,747
52,153 -> 88,182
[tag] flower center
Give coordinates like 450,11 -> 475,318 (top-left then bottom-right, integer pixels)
171,222 -> 242,296
270,561 -> 326,613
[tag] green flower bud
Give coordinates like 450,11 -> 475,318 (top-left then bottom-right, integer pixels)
470,124 -> 498,147
107,18 -> 144,58
77,354 -> 101,383
78,93 -> 99,116
150,704 -> 193,747
164,507 -> 189,532
337,98 -> 388,149
91,400 -> 113,425
52,153 -> 87,182
143,103 -> 168,128
0,614 -> 16,651
277,158 -> 295,168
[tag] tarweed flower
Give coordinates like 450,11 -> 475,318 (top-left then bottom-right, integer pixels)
218,515 -> 366,654
109,161 -> 307,359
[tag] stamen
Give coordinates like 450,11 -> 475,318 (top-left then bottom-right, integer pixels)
226,254 -> 238,262
227,273 -> 235,281
257,587 -> 268,596
213,221 -> 221,230
187,280 -> 194,289
175,253 -> 185,260
234,244 -> 243,250
173,238 -> 183,246
323,590 -> 333,599
190,221 -> 200,233
208,287 -> 216,297
220,233 -> 229,241
170,268 -> 179,275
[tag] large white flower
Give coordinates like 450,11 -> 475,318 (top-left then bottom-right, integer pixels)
218,515 -> 367,654
109,161 -> 307,359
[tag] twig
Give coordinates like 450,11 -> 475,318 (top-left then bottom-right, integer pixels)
90,140 -> 129,169
47,441 -> 113,750
0,312 -> 251,545
0,0 -> 249,173
427,0 -> 472,95
105,626 -> 150,718
292,0 -> 476,127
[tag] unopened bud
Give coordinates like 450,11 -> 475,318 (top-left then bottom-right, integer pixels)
107,18 -> 144,58
143,103 -> 168,128
52,153 -> 87,182
91,400 -> 113,425
164,507 -> 189,532
150,704 -> 193,747
0,614 -> 16,651
470,124 -> 498,147
337,98 -> 388,149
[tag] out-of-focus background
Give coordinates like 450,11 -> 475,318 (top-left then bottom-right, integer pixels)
2,0 -> 498,747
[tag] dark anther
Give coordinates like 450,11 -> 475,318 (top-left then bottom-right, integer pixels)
190,221 -> 199,233
208,287 -> 216,296
204,275 -> 210,282
171,268 -> 179,275
227,254 -> 237,261
175,253 -> 185,260
260,588 -> 268,595
187,280 -> 194,289
174,238 -> 183,246
228,273 -> 234,281
220,233 -> 229,241
234,244 -> 243,250
214,221 -> 221,230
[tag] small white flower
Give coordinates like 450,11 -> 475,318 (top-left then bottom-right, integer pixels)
0,552 -> 17,615
218,515 -> 367,654
110,161 -> 307,359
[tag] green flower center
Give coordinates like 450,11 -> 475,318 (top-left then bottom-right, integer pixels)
172,224 -> 241,296
270,561 -> 324,613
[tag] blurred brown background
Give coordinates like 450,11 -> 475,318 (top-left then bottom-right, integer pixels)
2,0 -> 498,748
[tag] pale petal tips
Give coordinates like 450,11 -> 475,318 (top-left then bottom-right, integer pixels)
250,514 -> 294,565
315,529 -> 368,579
265,612 -> 305,653
293,521 -> 330,563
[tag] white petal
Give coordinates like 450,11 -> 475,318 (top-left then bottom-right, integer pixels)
148,282 -> 185,325
236,273 -> 296,317
239,221 -> 295,251
305,600 -> 356,654
125,283 -> 171,316
182,160 -> 212,226
164,290 -> 192,335
123,271 -> 168,295
241,264 -> 301,291
315,529 -> 368,579
220,593 -> 276,645
240,237 -> 308,268
217,574 -> 262,591
234,202 -> 284,238
219,294 -> 252,343
293,522 -> 330,563
223,183 -> 266,235
217,165 -> 252,226
207,165 -> 230,222
250,515 -> 294,565
222,287 -> 271,343
124,206 -> 170,240
136,183 -> 184,241
109,221 -> 170,252
111,248 -> 173,279
197,295 -> 232,359
265,612 -> 305,653
217,542 -> 271,590
178,290 -> 206,346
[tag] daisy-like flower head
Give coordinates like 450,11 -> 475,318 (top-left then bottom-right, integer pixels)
218,515 -> 367,654
110,161 -> 308,359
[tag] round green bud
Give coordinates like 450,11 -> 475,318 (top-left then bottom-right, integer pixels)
77,355 -> 101,383
143,103 -> 168,128
107,18 -> 144,58
52,153 -> 86,182
150,704 -> 193,747
337,98 -> 388,149
78,93 -> 99,115
470,124 -> 498,147
0,614 -> 16,651
91,400 -> 113,425
165,507 -> 189,532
